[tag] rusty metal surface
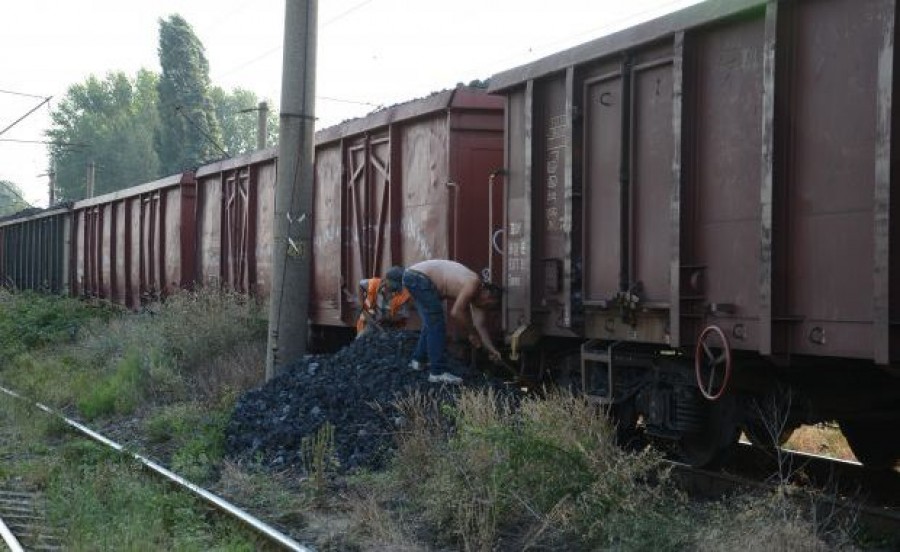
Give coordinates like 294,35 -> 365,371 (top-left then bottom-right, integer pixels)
310,87 -> 504,327
312,144 -> 344,325
0,211 -> 67,294
489,0 -> 765,93
772,0 -> 889,359
682,15 -> 766,351
493,0 -> 899,362
502,85 -> 533,333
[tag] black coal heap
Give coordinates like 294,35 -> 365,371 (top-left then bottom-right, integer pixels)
225,330 -> 509,473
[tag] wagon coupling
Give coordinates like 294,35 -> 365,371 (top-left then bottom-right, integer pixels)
694,325 -> 732,401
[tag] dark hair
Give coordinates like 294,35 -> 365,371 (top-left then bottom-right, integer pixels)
480,281 -> 502,302
385,265 -> 405,287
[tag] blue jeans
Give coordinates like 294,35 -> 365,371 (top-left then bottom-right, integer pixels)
402,270 -> 446,375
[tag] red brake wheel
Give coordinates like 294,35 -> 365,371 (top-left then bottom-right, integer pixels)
694,325 -> 732,401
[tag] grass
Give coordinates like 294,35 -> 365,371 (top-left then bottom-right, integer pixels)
0,391 -> 271,551
0,286 -> 884,550
785,423 -> 856,462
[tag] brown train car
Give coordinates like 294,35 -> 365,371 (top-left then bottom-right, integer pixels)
489,0 -> 900,467
310,87 -> 505,329
3,86 -> 504,345
69,150 -> 278,307
0,207 -> 69,294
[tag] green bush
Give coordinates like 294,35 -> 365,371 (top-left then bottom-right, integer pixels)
0,290 -> 119,360
77,350 -> 145,420
390,388 -> 692,550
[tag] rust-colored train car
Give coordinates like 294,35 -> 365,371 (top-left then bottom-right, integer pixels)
0,86 -> 504,342
68,149 -> 278,307
0,207 -> 69,293
310,87 -> 505,328
490,0 -> 900,467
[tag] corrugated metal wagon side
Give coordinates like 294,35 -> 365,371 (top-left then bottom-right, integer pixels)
491,0 -> 900,364
70,172 -> 197,308
194,149 -> 278,297
490,0 -> 900,468
310,87 -> 505,328
0,208 -> 70,294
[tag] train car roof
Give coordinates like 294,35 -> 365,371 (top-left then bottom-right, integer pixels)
487,0 -> 765,93
314,86 -> 503,145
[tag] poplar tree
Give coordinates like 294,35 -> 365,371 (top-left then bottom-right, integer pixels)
46,70 -> 160,201
156,14 -> 224,175
0,180 -> 30,217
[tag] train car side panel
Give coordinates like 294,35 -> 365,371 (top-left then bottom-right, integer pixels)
254,159 -> 276,298
400,118 -> 449,264
311,143 -> 344,326
197,173 -> 223,289
772,0 -> 890,359
503,87 -> 533,334
681,15 -> 766,351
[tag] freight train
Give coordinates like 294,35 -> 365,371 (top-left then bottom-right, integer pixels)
488,0 -> 900,468
3,0 -> 900,469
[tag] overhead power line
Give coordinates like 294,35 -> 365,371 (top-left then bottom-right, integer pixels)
0,88 -> 48,99
318,95 -> 381,108
214,0 -> 375,81
0,96 -> 52,138
0,138 -> 87,147
175,105 -> 231,159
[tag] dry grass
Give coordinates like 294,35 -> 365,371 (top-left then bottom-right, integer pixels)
191,340 -> 266,401
387,388 -> 688,551
693,493 -> 857,552
784,424 -> 855,462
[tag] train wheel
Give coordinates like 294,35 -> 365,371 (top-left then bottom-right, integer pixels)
676,393 -> 740,467
839,419 -> 900,469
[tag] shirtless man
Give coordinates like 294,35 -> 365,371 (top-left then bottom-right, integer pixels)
384,260 -> 502,384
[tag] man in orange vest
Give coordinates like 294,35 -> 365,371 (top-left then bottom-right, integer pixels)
355,276 -> 412,336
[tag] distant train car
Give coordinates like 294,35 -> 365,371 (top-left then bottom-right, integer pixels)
0,86 -> 504,341
489,0 -> 900,467
0,207 -> 69,294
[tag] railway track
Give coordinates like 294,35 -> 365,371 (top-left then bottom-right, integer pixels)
0,489 -> 61,551
0,385 -> 313,552
670,442 -> 900,540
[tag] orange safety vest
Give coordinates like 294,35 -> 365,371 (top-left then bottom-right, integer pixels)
356,278 -> 411,334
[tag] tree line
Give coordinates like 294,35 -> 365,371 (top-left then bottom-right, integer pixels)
44,14 -> 278,203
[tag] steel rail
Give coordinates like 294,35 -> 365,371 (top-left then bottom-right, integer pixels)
0,511 -> 24,552
0,385 -> 312,552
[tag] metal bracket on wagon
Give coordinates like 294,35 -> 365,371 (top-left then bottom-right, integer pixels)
694,324 -> 733,401
508,323 -> 540,361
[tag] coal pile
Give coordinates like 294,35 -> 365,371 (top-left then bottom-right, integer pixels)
225,330 -> 507,473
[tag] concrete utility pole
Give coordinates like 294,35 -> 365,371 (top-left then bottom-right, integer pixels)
86,161 -> 96,198
48,166 -> 55,206
266,0 -> 318,379
257,101 -> 269,150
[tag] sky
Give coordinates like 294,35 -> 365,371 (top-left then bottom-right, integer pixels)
0,0 -> 702,208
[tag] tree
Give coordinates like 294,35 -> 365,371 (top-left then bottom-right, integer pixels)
210,87 -> 279,155
0,180 -> 31,217
46,70 -> 160,201
156,14 -> 224,175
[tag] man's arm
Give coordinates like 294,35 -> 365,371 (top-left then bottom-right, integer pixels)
449,278 -> 481,332
470,305 -> 502,361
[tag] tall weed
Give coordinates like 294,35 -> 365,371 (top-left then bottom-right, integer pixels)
390,388 -> 690,550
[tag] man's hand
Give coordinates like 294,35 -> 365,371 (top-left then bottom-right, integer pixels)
487,349 -> 503,364
468,333 -> 482,349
